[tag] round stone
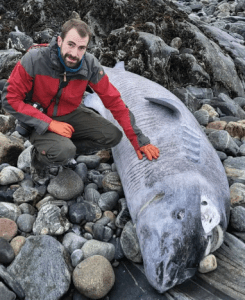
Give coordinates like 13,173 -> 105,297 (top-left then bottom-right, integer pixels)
72,255 -> 115,299
0,202 -> 21,221
74,163 -> 88,182
84,188 -> 100,204
98,191 -> 119,211
120,221 -> 142,263
230,206 -> 245,231
102,172 -> 123,195
71,249 -> 84,268
76,155 -> 101,169
82,239 -> 115,261
17,214 -> 36,233
0,237 -> 15,264
10,236 -> 26,256
47,169 -> 84,200
198,254 -> 217,273
0,218 -> 18,241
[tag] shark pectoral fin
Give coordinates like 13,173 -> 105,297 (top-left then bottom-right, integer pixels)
145,97 -> 183,119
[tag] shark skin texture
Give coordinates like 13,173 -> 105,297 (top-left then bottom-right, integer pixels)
83,62 -> 230,293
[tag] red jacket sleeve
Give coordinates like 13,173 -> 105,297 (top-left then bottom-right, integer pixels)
2,56 -> 52,134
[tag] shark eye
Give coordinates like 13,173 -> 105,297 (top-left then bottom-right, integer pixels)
201,201 -> 208,205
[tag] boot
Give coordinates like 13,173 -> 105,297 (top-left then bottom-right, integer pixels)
30,147 -> 50,185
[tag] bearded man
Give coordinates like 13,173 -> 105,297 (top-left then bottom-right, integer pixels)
2,19 -> 159,185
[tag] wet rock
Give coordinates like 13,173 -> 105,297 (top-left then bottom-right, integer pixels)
230,206 -> 245,231
109,236 -> 125,260
13,186 -> 41,205
0,265 -> 25,299
224,156 -> 245,185
0,218 -> 17,241
216,151 -> 227,161
211,93 -> 245,118
0,187 -> 15,202
120,221 -> 142,263
138,32 -> 179,63
33,28 -> 54,43
19,203 -> 36,215
62,232 -> 87,254
71,249 -> 84,268
7,235 -> 71,300
206,121 -> 227,130
76,155 -> 101,169
16,214 -> 35,233
0,166 -> 24,185
82,240 -> 115,261
73,255 -> 115,299
115,198 -> 131,228
239,144 -> 245,156
33,204 -> 70,235
201,104 -> 219,121
0,237 -> 15,264
17,145 -> 32,172
233,97 -> 245,108
198,254 -> 217,273
98,191 -> 119,211
8,31 -> 33,52
0,114 -> 15,134
87,170 -> 104,188
102,172 -> 123,195
74,163 -> 88,182
194,109 -> 210,126
47,168 -> 84,200
0,282 -> 16,300
230,183 -> 245,207
172,87 -> 200,113
96,163 -> 112,173
226,121 -> 245,139
84,183 -> 98,192
69,201 -> 102,224
84,188 -> 100,204
208,130 -> 239,156
0,49 -> 22,80
0,202 -> 21,221
92,223 -> 113,242
10,236 -> 26,256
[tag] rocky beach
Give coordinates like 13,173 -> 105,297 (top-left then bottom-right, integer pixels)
1,0 -> 245,299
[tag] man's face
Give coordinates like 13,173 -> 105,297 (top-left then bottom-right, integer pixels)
57,28 -> 89,68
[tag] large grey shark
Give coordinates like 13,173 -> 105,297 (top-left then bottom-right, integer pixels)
83,62 -> 230,293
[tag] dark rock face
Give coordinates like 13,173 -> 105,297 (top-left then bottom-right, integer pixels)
1,0 -> 245,100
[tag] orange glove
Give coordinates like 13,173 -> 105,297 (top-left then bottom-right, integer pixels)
136,144 -> 160,160
48,120 -> 74,138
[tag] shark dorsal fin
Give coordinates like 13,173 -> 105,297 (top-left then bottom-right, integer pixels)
145,97 -> 183,119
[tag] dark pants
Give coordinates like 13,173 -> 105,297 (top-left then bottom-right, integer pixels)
30,105 -> 123,166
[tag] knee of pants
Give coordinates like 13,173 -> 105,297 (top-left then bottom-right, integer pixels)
44,141 -> 76,165
107,127 -> 123,147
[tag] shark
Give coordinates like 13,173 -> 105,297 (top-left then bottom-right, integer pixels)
83,62 -> 230,293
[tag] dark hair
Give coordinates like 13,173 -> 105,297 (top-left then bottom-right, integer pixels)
60,19 -> 92,43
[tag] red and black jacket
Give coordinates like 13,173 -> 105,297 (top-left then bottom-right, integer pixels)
1,37 -> 150,151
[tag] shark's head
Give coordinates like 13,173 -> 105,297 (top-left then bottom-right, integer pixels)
135,173 -> 226,293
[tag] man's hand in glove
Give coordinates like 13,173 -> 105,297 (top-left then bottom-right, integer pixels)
48,120 -> 74,138
136,144 -> 160,161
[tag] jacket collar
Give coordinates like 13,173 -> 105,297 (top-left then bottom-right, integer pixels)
49,36 -> 89,77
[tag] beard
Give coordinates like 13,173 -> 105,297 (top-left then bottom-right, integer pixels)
62,52 -> 81,69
